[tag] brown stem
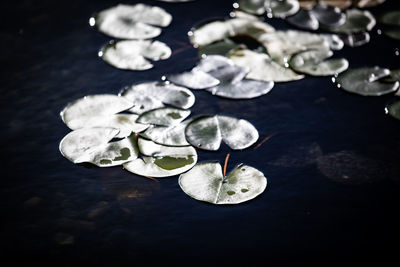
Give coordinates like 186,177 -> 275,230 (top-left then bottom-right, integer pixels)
223,153 -> 230,177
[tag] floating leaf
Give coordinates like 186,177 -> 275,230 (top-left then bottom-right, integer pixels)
336,67 -> 399,96
286,9 -> 319,31
289,49 -> 348,76
386,100 -> 400,120
167,70 -> 220,90
136,107 -> 191,126
238,0 -> 266,15
123,138 -> 197,177
329,9 -> 376,34
340,32 -> 370,47
382,26 -> 400,41
354,0 -> 386,8
94,4 -> 172,39
264,0 -> 300,18
310,2 -> 346,28
198,39 -> 241,56
119,81 -> 195,114
179,162 -> 267,204
185,115 -> 259,151
384,68 -> 400,82
100,40 -> 171,71
190,17 -> 274,47
141,120 -> 191,146
229,49 -> 304,82
59,128 -> 139,167
196,55 -> 235,73
380,10 -> 400,26
320,34 -> 344,50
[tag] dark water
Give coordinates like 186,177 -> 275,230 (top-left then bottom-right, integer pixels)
1,0 -> 400,265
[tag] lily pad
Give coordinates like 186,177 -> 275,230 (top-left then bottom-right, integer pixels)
179,162 -> 267,204
119,81 -> 195,114
100,40 -> 171,71
320,34 -> 344,50
141,120 -> 191,146
197,39 -> 241,56
167,69 -> 220,90
185,115 -> 259,151
384,68 -> 400,82
94,4 -> 172,39
336,67 -> 399,96
59,128 -> 139,167
354,0 -> 386,8
329,9 -> 376,34
380,10 -> 400,26
286,9 -> 319,31
123,138 -> 197,177
238,0 -> 266,15
289,49 -> 348,76
310,2 -> 346,28
61,94 -> 133,131
229,49 -> 304,82
264,0 -> 300,18
382,26 -> 400,41
136,107 -> 191,127
386,100 -> 400,120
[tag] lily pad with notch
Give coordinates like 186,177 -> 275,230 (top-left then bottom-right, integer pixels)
328,9 -> 376,34
136,107 -> 191,127
141,119 -> 192,146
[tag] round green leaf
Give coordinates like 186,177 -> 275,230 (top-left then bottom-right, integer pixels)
179,162 -> 267,204
123,138 -> 197,177
329,9 -> 376,34
185,115 -> 259,151
167,70 -> 220,90
94,4 -> 172,39
100,40 -> 171,71
136,107 -> 191,127
336,67 -> 399,96
141,119 -> 191,146
286,9 -> 319,31
386,100 -> 400,120
119,81 -> 195,114
289,49 -> 348,76
264,0 -> 300,18
310,2 -> 345,28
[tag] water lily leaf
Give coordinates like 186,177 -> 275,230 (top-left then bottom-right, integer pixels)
382,26 -> 400,41
119,81 -> 195,114
207,63 -> 249,84
196,55 -> 235,73
136,107 -> 191,127
100,40 -> 171,71
286,9 -> 319,31
141,120 -> 191,146
185,115 -> 259,151
329,9 -> 376,34
94,4 -> 172,39
59,128 -> 139,167
167,70 -> 220,90
386,100 -> 400,120
257,30 -> 330,65
336,67 -> 399,96
198,39 -> 241,56
289,49 -> 349,76
190,17 -> 274,47
61,94 -> 133,130
123,138 -> 197,177
310,2 -> 346,28
320,34 -> 344,50
179,162 -> 267,204
384,69 -> 400,82
229,49 -> 304,82
340,31 -> 370,47
354,0 -> 386,8
380,11 -> 400,26
264,0 -> 300,18
238,0 -> 266,15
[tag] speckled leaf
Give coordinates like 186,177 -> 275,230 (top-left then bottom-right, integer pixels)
123,137 -> 197,177
179,162 -> 267,204
229,49 -> 304,82
119,81 -> 195,114
141,120 -> 191,146
61,94 -> 133,130
289,49 -> 348,76
310,2 -> 346,28
336,67 -> 399,96
100,40 -> 171,71
238,0 -> 266,15
136,107 -> 191,127
264,0 -> 300,18
386,100 -> 400,120
94,4 -> 172,39
329,9 -> 376,34
286,9 -> 319,31
185,115 -> 259,151
59,128 -> 139,167
167,70 -> 220,90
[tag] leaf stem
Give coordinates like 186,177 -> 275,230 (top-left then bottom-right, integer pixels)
223,153 -> 230,177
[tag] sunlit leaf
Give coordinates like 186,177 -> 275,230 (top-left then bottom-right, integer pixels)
94,4 -> 172,39
354,0 -> 386,8
167,69 -> 220,90
238,0 -> 266,15
136,107 -> 191,126
141,120 -> 191,146
265,0 -> 300,18
185,115 -> 259,151
100,40 -> 171,71
123,137 -> 197,177
229,49 -> 304,82
384,68 -> 400,82
179,162 -> 267,204
386,100 -> 400,120
119,81 -> 195,114
336,67 -> 399,96
289,49 -> 348,76
329,9 -> 376,34
310,2 -> 346,28
320,34 -> 344,50
59,128 -> 139,167
286,9 -> 319,31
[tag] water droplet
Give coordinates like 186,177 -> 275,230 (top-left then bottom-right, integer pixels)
368,73 -> 376,82
384,107 -> 389,114
229,12 -> 236,18
377,29 -> 382,35
395,49 -> 399,56
98,51 -> 103,57
187,31 -> 193,37
201,54 -> 207,59
233,2 -> 239,9
161,75 -> 166,81
331,77 -> 336,83
89,17 -> 95,27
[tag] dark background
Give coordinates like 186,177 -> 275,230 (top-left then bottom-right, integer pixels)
0,0 -> 399,265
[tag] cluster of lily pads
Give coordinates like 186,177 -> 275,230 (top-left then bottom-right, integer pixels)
60,52 -> 268,204
91,3 -> 173,70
